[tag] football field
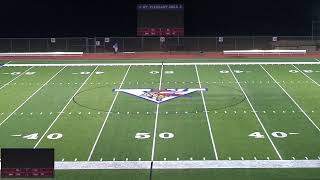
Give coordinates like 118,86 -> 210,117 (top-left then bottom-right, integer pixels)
0,59 -> 320,179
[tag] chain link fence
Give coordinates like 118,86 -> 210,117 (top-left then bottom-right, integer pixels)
0,36 -> 319,53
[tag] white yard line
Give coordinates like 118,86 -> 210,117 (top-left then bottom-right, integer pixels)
292,65 -> 320,87
87,65 -> 131,161
260,65 -> 320,132
194,65 -> 219,160
227,65 -> 283,160
0,66 -> 33,91
0,66 -> 66,127
2,160 -> 319,170
3,61 -> 320,67
34,66 -> 99,148
151,63 -> 164,161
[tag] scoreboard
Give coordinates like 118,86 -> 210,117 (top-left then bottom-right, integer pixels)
1,149 -> 54,178
137,4 -> 184,36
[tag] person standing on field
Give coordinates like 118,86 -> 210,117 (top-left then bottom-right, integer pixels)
113,43 -> 118,54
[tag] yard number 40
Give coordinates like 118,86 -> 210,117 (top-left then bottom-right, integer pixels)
249,131 -> 288,139
23,133 -> 63,140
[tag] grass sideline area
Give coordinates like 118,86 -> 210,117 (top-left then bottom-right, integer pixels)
1,169 -> 320,180
0,58 -> 319,179
0,57 -> 319,64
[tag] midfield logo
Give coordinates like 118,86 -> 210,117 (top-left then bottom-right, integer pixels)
113,88 -> 207,104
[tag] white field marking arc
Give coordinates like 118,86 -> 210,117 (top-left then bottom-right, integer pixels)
87,65 -> 131,161
292,64 -> 320,87
0,66 -> 33,91
33,66 -> 99,148
227,65 -> 283,160
150,63 -> 164,161
195,64 -> 219,160
1,160 -> 319,170
0,66 -> 66,127
260,65 -> 320,132
3,62 -> 320,67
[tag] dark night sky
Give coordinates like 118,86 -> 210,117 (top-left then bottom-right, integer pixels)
0,0 -> 319,37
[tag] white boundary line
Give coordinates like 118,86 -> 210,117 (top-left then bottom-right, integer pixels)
260,65 -> 320,132
195,65 -> 219,160
292,65 -> 320,87
3,61 -> 320,67
227,65 -> 283,160
151,63 -> 164,161
87,66 -> 132,161
0,66 -> 66,127
0,66 -> 33,91
34,66 -> 99,148
2,160 -> 319,170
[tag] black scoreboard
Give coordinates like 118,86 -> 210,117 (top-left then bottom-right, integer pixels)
1,149 -> 54,178
137,4 -> 184,36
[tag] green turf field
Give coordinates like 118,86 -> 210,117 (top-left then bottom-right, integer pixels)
0,59 -> 320,179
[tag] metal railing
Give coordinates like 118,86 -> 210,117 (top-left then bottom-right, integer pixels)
0,36 -> 319,53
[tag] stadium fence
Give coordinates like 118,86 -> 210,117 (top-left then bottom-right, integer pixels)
0,36 -> 320,53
